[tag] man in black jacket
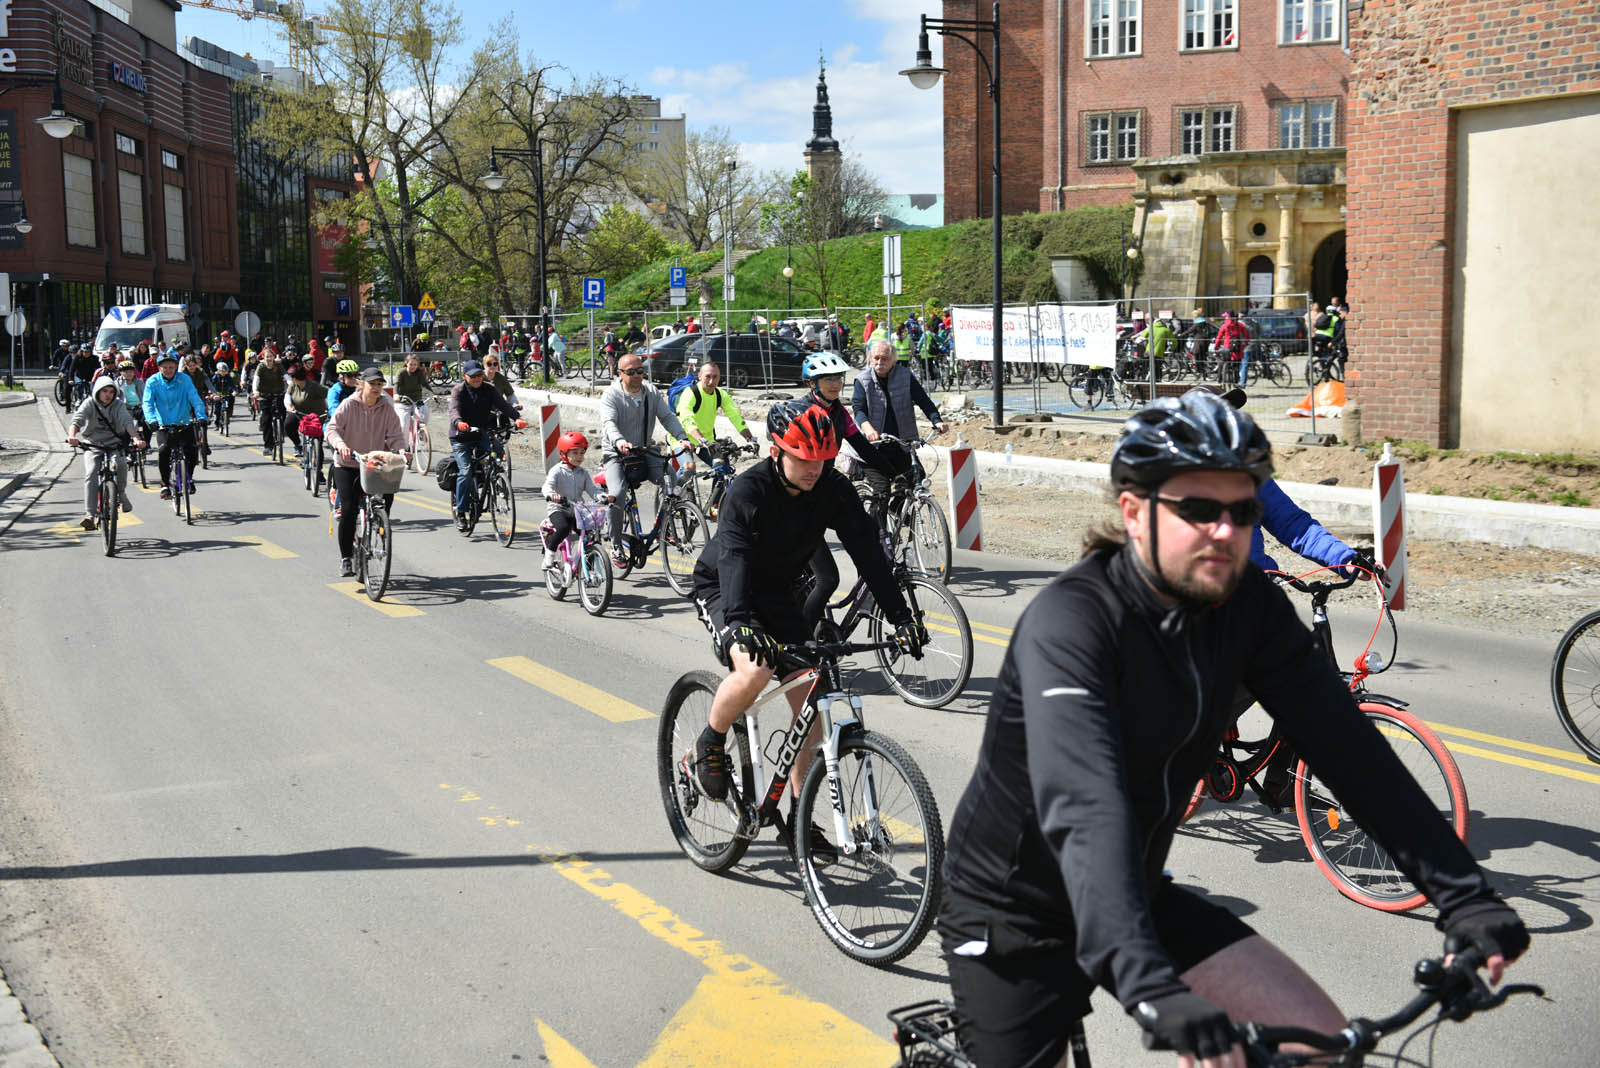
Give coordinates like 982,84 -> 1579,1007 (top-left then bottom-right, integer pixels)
938,392 -> 1528,1068
446,359 -> 524,532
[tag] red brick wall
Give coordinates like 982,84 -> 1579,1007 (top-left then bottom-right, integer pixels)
941,0 -> 1046,223
1347,0 -> 1600,445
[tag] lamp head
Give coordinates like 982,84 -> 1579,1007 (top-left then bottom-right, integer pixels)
900,29 -> 947,90
481,153 -> 508,192
14,219 -> 32,235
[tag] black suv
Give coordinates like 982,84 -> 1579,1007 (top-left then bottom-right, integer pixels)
684,333 -> 808,389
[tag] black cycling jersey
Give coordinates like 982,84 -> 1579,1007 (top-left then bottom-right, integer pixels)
691,458 -> 910,630
939,543 -> 1500,1013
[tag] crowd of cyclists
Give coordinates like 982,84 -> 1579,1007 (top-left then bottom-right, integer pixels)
48,312 -> 1534,1067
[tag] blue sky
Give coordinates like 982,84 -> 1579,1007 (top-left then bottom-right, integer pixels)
175,0 -> 946,195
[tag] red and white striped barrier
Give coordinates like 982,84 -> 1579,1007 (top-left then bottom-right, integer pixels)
946,434 -> 983,552
540,403 -> 562,472
1373,442 -> 1407,610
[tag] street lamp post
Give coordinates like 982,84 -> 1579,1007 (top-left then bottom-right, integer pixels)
1121,226 -> 1142,309
902,2 -> 1004,428
722,157 -> 736,338
481,143 -> 551,378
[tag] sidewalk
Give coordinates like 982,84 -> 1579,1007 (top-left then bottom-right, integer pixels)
0,389 -> 75,538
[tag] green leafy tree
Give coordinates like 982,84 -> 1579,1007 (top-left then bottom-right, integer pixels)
579,206 -> 674,281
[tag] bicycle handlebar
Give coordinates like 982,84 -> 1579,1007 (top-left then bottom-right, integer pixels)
1274,568 -> 1362,595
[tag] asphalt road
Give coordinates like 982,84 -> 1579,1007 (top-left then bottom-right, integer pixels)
0,396 -> 1595,1067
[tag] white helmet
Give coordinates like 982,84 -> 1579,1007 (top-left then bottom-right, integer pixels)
802,352 -> 850,379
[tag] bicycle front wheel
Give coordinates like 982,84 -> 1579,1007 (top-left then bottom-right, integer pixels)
907,497 -> 953,580
658,671 -> 751,873
489,473 -> 516,547
1296,702 -> 1469,912
579,543 -> 613,616
362,502 -> 393,601
870,576 -> 974,709
100,478 -> 118,557
795,729 -> 944,966
660,498 -> 708,595
412,422 -> 432,475
1552,610 -> 1600,762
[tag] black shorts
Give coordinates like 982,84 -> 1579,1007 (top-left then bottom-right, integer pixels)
944,879 -> 1255,1068
691,582 -> 810,667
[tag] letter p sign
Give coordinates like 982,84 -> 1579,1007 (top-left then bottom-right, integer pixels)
582,277 -> 605,309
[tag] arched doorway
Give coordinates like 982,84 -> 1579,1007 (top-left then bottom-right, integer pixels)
1245,255 -> 1274,309
1311,232 -> 1347,305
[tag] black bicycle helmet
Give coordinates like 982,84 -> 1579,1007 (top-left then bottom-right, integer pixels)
1110,389 -> 1273,491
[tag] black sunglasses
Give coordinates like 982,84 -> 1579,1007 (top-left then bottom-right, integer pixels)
619,367 -> 644,376
1153,494 -> 1264,527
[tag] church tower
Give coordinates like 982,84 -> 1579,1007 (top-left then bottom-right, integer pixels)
803,55 -> 841,187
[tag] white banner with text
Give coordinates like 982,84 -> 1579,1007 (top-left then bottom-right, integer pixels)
951,303 -> 1117,369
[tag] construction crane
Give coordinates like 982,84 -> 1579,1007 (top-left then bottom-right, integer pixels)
184,0 -> 429,70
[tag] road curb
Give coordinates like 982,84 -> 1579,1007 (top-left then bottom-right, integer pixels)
0,966 -> 61,1067
0,391 -> 38,410
522,386 -> 1600,556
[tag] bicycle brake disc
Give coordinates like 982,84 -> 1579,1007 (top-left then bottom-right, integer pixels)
1207,759 -> 1246,802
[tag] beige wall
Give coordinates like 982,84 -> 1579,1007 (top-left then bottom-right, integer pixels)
1453,92 -> 1600,452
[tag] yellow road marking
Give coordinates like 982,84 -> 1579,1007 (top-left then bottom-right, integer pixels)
397,492 -> 455,516
234,535 -> 298,559
327,581 -> 423,617
486,656 -> 654,723
964,617 -> 1014,636
1444,741 -> 1600,786
1424,721 -> 1595,767
925,611 -> 1009,647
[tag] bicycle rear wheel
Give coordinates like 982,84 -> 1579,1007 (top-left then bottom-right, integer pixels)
660,498 -> 708,595
361,502 -> 393,601
578,543 -> 612,616
54,378 -> 71,409
1551,609 -> 1600,762
412,422 -> 432,475
171,453 -> 186,519
870,576 -> 974,709
489,472 -> 516,546
658,671 -> 752,873
1296,702 -> 1469,912
100,477 -> 118,557
795,729 -> 944,966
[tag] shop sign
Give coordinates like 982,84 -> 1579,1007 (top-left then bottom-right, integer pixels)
0,0 -> 16,73
57,22 -> 94,89
110,59 -> 148,94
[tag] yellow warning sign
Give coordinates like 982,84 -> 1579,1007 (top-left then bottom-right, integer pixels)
417,292 -> 437,310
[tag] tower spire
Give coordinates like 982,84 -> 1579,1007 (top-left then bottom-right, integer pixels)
806,53 -> 839,156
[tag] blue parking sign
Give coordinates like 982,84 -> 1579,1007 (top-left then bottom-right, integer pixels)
335,296 -> 351,316
668,266 -> 686,289
582,277 -> 605,309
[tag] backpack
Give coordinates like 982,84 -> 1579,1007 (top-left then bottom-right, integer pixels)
666,375 -> 698,410
436,456 -> 460,494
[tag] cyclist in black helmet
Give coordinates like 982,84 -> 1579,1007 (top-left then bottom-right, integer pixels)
937,391 -> 1527,1068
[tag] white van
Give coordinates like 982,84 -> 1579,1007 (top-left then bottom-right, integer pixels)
94,304 -> 191,357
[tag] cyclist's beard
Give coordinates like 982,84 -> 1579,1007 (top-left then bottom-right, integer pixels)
1161,540 -> 1249,604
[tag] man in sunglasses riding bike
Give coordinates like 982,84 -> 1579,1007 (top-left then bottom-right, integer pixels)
937,391 -> 1527,1068
687,399 -> 928,861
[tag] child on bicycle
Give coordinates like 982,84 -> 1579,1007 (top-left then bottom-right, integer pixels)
67,375 -> 145,529
540,431 -> 602,572
210,361 -> 239,424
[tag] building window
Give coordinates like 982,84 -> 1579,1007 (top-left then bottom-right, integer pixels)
1281,0 -> 1340,44
1088,0 -> 1141,57
118,170 -> 146,255
115,132 -> 142,157
1276,99 -> 1339,147
161,149 -> 182,170
64,153 -> 97,248
1183,0 -> 1236,50
1177,106 -> 1237,154
1087,110 -> 1142,163
648,141 -> 660,150
649,122 -> 660,133
164,183 -> 186,261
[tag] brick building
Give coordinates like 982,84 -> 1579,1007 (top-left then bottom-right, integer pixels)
0,0 -> 239,367
1345,1 -> 1600,450
942,0 -> 1351,304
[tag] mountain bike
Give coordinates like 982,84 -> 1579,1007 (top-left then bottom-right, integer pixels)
426,359 -> 458,394
454,423 -> 521,546
1550,607 -> 1600,763
130,423 -> 149,489
659,638 -> 944,966
802,551 -> 973,709
54,376 -> 73,410
1181,566 -> 1468,912
542,499 -> 612,616
1066,364 -> 1115,410
683,438 -> 759,522
602,446 -> 709,595
70,441 -> 126,557
349,450 -> 402,601
858,435 -> 953,581
398,397 -> 432,475
161,421 -> 201,526
213,393 -> 233,436
888,949 -> 1540,1067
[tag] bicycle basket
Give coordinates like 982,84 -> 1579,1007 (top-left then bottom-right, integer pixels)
574,501 -> 608,532
621,452 -> 650,489
360,453 -> 406,494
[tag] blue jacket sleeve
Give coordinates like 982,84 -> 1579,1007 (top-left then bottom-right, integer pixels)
142,381 -> 160,424
1252,479 -> 1356,572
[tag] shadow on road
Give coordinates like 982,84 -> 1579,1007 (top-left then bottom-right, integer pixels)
384,571 -> 537,605
1469,813 -> 1600,935
192,509 -> 318,526
946,565 -> 1058,601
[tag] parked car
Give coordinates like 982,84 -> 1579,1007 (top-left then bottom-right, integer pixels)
638,334 -> 703,383
1243,311 -> 1309,358
686,333 -> 808,388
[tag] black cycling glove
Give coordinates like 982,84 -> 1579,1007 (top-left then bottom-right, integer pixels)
729,624 -> 781,669
1344,551 -> 1388,583
892,619 -> 926,660
1133,991 -> 1237,1059
1440,899 -> 1529,965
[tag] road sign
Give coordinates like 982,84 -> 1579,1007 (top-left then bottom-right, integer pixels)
882,233 -> 903,296
5,309 -> 25,336
335,296 -> 351,316
582,277 -> 605,309
723,277 -> 735,302
670,294 -> 687,307
417,292 -> 437,310
418,308 -> 436,324
223,295 -> 240,311
668,266 -> 686,290
235,311 -> 261,338
390,305 -> 416,328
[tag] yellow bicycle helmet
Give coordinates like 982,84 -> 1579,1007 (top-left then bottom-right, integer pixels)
336,359 -> 360,375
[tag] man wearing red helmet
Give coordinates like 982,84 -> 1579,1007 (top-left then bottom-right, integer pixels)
683,398 -> 926,861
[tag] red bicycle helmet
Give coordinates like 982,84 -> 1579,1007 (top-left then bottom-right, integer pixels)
557,430 -> 589,457
767,400 -> 838,462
